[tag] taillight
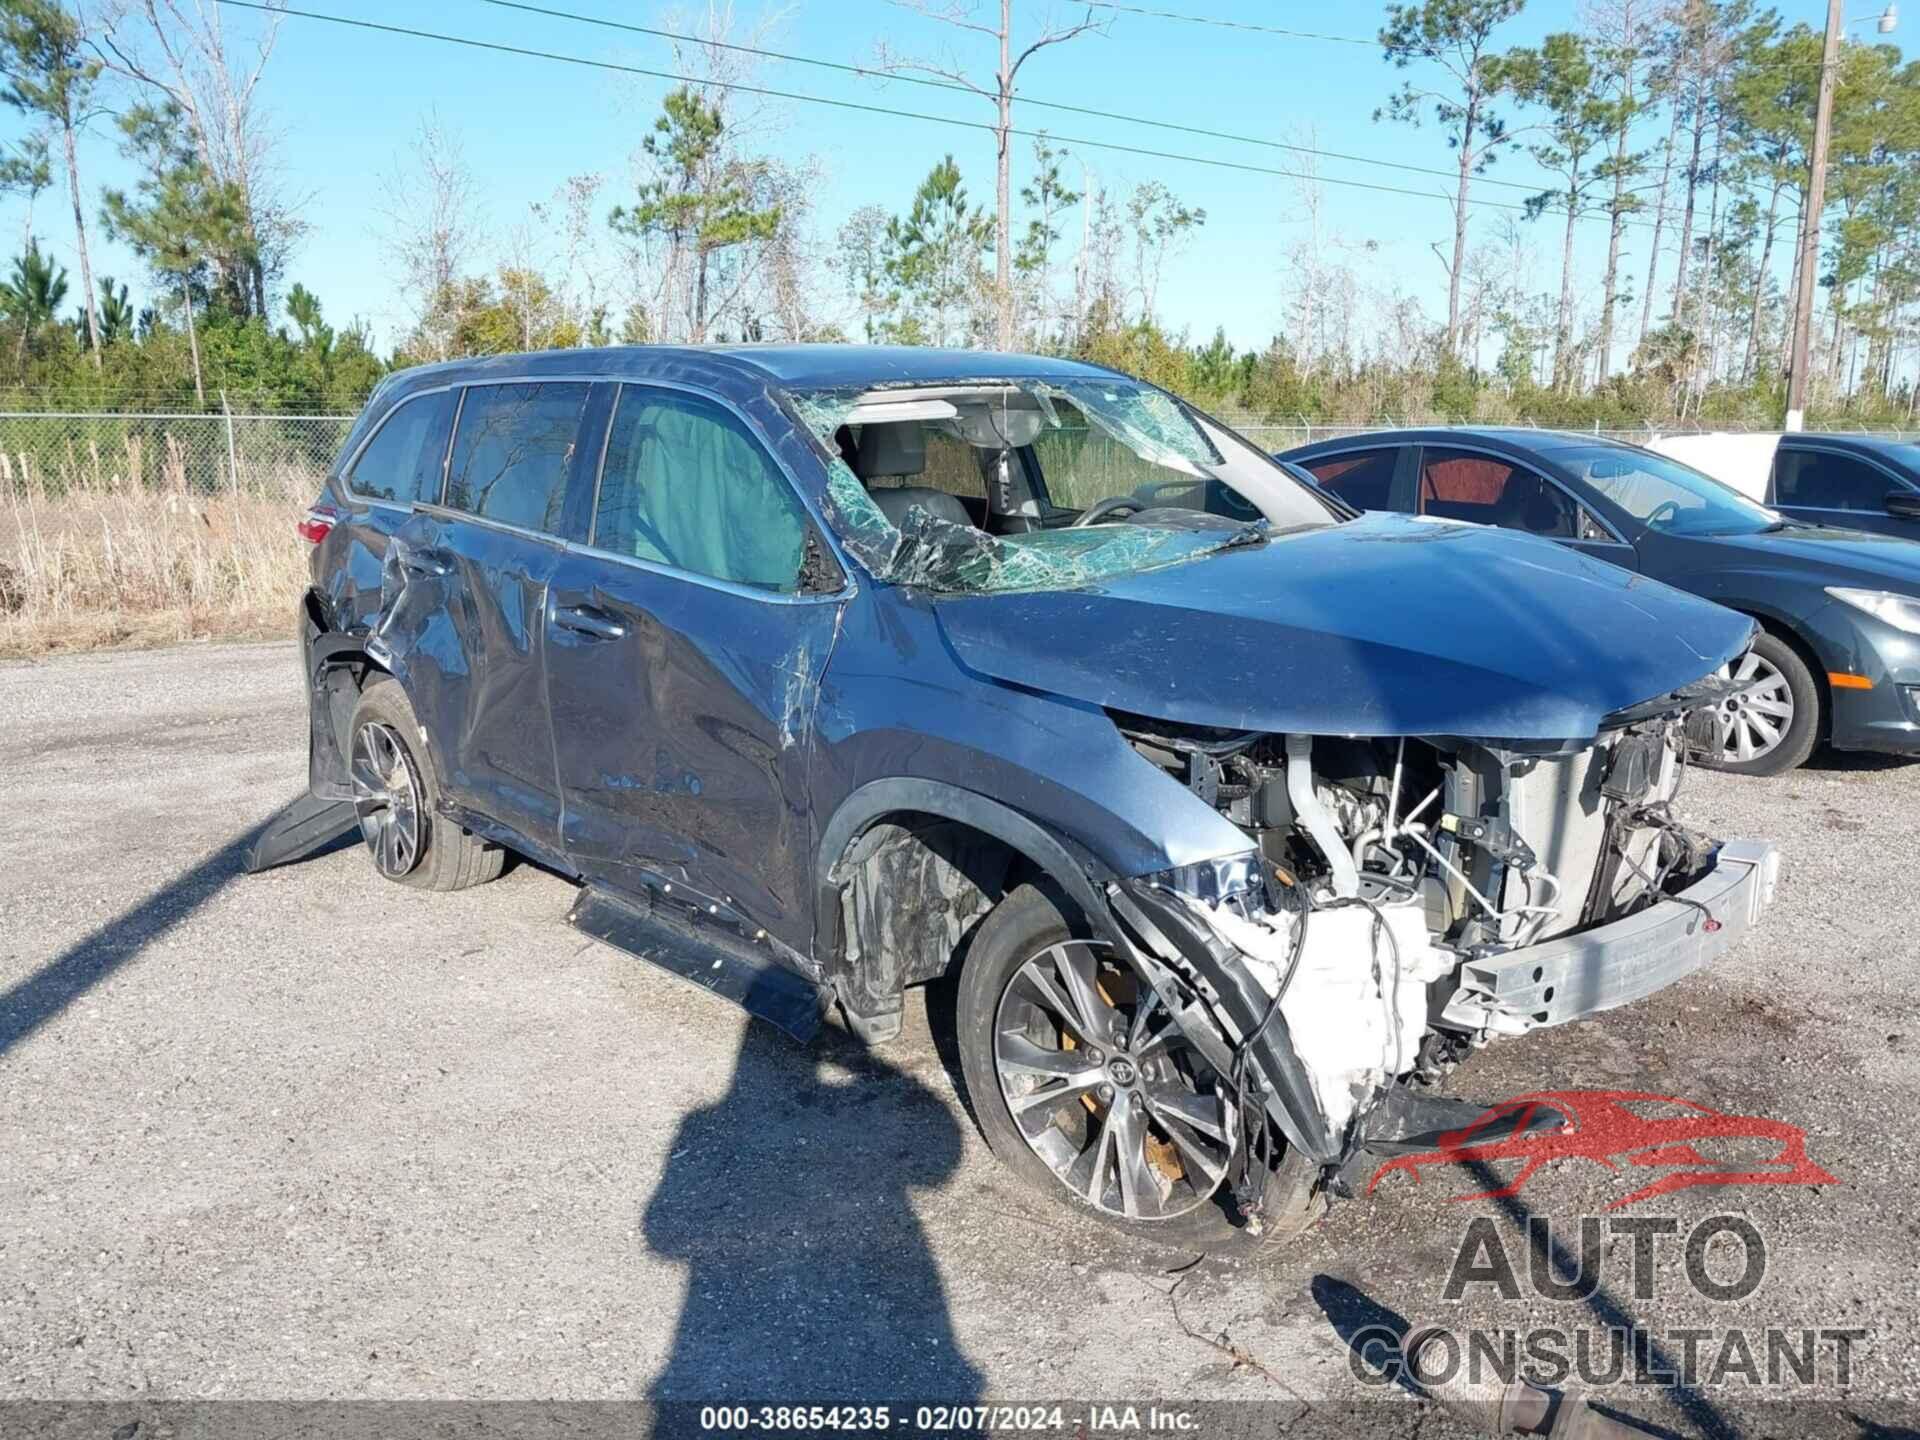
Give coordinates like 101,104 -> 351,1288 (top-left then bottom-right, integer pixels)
297,505 -> 338,544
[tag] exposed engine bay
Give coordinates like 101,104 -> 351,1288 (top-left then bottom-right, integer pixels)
1111,691 -> 1741,1165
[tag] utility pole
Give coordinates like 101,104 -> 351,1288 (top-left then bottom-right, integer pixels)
1785,1 -> 1899,430
1784,0 -> 1844,433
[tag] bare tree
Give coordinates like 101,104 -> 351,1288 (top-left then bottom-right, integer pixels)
1280,129 -> 1364,371
1282,132 -> 1326,370
1125,180 -> 1203,324
379,112 -> 480,363
1462,241 -> 1508,368
878,0 -> 1104,349
752,159 -> 827,341
1689,105 -> 1729,396
90,0 -> 300,314
1012,133 -> 1077,346
533,172 -> 608,344
1069,157 -> 1098,344
1584,0 -> 1655,385
1661,0 -> 1740,335
1377,0 -> 1529,361
1635,41 -> 1683,347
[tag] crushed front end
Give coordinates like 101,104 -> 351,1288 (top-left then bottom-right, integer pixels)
1101,682 -> 1779,1195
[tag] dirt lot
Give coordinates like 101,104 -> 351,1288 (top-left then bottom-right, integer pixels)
2,642 -> 1918,1436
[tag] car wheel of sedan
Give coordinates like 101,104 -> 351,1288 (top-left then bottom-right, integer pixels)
956,882 -> 1321,1247
348,679 -> 504,891
1707,631 -> 1819,777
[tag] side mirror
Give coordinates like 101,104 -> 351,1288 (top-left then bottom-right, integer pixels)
1885,490 -> 1920,521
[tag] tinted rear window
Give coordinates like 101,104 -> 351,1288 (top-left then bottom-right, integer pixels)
1304,449 -> 1398,510
346,391 -> 455,504
446,382 -> 592,536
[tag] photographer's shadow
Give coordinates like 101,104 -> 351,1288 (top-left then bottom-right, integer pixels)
644,990 -> 984,1402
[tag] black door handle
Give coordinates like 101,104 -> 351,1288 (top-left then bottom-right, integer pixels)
553,603 -> 627,640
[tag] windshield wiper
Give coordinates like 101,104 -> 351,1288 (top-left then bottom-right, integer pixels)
1217,522 -> 1270,551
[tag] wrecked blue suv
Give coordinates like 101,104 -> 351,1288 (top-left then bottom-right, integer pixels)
274,346 -> 1779,1244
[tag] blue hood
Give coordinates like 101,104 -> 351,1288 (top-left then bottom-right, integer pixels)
932,513 -> 1755,741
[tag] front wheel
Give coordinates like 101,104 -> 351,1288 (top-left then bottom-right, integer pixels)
347,679 -> 504,891
1706,632 -> 1819,777
955,882 -> 1321,1247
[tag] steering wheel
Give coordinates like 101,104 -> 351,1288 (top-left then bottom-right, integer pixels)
1072,495 -> 1148,527
1645,499 -> 1682,529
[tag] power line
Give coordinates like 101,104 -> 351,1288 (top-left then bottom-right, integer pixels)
475,0 -> 1560,198
1081,1 -> 1379,46
1086,0 -> 1840,77
218,0 -> 1661,232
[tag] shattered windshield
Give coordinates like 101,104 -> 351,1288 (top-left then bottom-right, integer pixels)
787,377 -> 1327,593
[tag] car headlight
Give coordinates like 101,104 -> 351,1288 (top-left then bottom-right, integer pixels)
1825,587 -> 1920,636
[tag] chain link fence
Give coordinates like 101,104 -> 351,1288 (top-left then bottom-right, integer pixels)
0,411 -> 356,503
0,409 -> 1916,503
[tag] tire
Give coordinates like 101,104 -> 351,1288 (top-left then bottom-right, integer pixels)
955,881 -> 1322,1248
347,679 -> 504,891
1705,630 -> 1820,777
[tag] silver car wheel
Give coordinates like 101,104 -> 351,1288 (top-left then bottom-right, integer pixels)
1716,649 -> 1795,765
993,940 -> 1234,1222
351,720 -> 424,878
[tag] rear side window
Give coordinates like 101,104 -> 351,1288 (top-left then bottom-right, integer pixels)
446,382 -> 592,536
1419,448 -> 1580,538
1776,450 -> 1894,512
346,391 -> 455,504
594,386 -> 812,593
1303,448 -> 1397,510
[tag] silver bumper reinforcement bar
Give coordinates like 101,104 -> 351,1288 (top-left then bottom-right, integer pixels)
1440,840 -> 1780,1034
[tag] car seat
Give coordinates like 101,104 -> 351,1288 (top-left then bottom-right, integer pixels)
855,422 -> 974,529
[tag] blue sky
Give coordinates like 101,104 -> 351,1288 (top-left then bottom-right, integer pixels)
7,0 -> 1899,358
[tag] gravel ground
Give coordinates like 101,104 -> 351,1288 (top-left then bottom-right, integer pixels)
2,642 -> 1917,1436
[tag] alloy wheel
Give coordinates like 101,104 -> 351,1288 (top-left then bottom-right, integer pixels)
1715,649 -> 1795,765
351,720 -> 424,878
992,940 -> 1235,1222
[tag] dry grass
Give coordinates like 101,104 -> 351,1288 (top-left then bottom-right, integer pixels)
0,471 -> 316,660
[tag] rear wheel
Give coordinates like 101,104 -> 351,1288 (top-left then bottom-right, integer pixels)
1707,631 -> 1819,777
348,680 -> 503,891
956,882 -> 1321,1247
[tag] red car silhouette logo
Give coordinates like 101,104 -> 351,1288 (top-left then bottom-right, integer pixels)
1368,1089 -> 1836,1211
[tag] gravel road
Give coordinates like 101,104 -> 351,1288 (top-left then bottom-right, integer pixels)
2,642 -> 1917,1436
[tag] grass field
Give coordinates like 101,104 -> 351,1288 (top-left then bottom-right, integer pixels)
0,473 -> 312,659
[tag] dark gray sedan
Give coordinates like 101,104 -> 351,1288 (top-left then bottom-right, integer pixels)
1763,434 -> 1920,537
1281,427 -> 1920,775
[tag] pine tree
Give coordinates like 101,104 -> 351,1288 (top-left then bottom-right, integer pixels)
0,0 -> 103,365
609,86 -> 781,343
